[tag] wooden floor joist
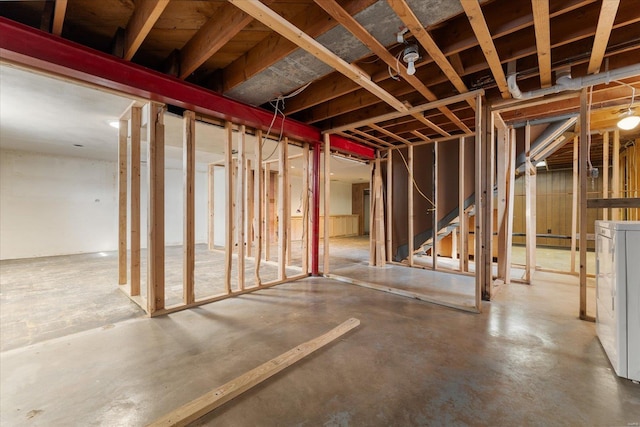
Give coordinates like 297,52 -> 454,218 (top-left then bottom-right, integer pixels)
148,318 -> 360,427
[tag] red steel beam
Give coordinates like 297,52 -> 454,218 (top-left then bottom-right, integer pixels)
0,17 -> 375,159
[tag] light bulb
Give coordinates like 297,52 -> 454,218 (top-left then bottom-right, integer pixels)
617,111 -> 640,130
407,60 -> 416,76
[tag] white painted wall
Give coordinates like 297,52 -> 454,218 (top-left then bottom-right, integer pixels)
289,175 -> 352,216
1,149 -> 118,259
0,149 -> 209,260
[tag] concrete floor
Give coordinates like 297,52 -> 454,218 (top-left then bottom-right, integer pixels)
1,239 -> 639,425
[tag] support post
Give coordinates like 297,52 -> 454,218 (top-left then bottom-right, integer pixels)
524,123 -> 536,283
224,121 -> 233,294
254,130 -> 263,286
386,149 -> 393,262
278,138 -> 288,280
408,145 -> 414,267
264,163 -> 271,261
311,143 -> 321,275
237,126 -> 246,291
459,137 -> 467,272
183,110 -> 195,304
496,121 -> 507,281
246,159 -> 254,258
323,134 -> 331,274
130,106 -> 141,296
603,131 -> 609,221
433,142 -> 438,270
570,136 -> 579,274
118,117 -> 128,285
481,104 -> 494,300
474,94 -> 483,310
504,128 -> 516,284
612,129 -> 620,220
208,164 -> 215,250
147,102 -> 165,314
579,88 -> 590,320
302,143 -> 310,274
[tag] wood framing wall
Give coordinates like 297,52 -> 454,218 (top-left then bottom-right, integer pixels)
116,103 -> 314,316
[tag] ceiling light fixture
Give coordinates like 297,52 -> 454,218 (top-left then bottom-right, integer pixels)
536,160 -> 547,168
615,81 -> 639,130
108,120 -> 120,129
403,44 -> 419,76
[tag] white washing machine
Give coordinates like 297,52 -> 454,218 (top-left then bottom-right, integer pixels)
595,220 -> 640,382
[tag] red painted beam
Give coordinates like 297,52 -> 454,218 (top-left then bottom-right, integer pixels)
329,134 -> 376,160
0,17 -> 376,158
0,18 -> 377,160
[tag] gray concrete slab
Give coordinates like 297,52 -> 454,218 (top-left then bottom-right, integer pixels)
2,276 -> 639,426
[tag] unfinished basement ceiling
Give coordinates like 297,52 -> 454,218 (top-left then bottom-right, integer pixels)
1,0 -> 639,161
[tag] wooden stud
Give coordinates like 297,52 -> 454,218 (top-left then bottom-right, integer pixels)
148,318 -> 360,427
407,144 -> 414,267
183,110 -> 196,304
369,161 -> 375,266
375,157 -> 385,266
147,102 -> 165,314
301,143 -> 310,274
254,131 -> 263,286
264,163 -> 271,262
481,100 -> 493,300
287,174 -> 292,265
474,94 -> 483,310
386,149 -> 393,262
130,106 -> 142,296
237,126 -> 246,291
570,136 -> 579,274
278,138 -> 287,280
612,129 -> 620,220
524,123 -> 536,283
496,121 -> 508,280
458,136 -> 467,272
246,159 -> 254,258
579,88 -> 590,320
224,122 -> 233,295
208,164 -> 215,250
603,131 -> 609,220
323,134 -> 331,274
504,128 -> 516,284
433,142 -> 438,270
118,118 -> 128,285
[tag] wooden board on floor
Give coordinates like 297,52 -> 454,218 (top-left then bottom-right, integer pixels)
148,318 -> 360,427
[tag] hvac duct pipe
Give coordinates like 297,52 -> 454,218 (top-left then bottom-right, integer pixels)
507,63 -> 640,100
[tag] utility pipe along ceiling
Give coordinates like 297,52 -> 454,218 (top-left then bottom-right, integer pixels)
1,0 -> 639,169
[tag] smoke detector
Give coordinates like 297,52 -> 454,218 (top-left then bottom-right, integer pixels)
403,44 -> 419,76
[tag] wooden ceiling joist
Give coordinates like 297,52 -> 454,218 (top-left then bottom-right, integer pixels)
387,0 -> 471,98
350,129 -> 395,147
587,0 -> 621,74
51,0 -> 67,36
337,131 -> 387,149
123,0 -> 170,61
328,90 -> 482,134
531,0 -> 552,88
178,2 -> 257,79
222,0 -> 378,93
227,0 -> 408,113
368,123 -> 414,145
461,0 -> 511,99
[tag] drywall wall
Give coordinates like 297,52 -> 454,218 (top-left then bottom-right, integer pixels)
0,149 -> 208,260
0,149 -> 118,259
290,175 -> 352,216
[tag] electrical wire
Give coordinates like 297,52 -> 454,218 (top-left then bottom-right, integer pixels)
388,50 -> 403,81
396,148 -> 436,210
